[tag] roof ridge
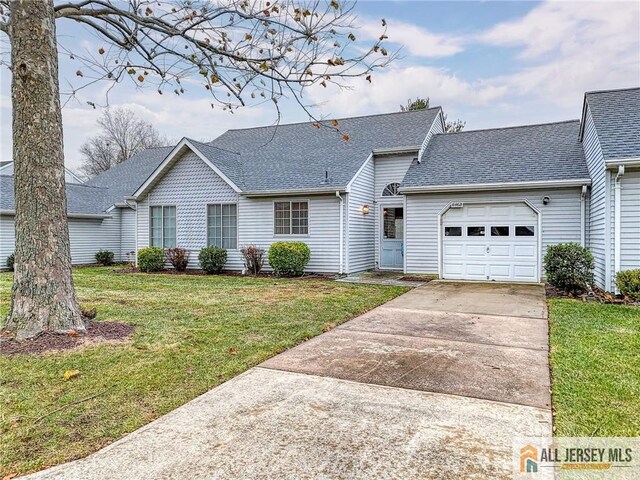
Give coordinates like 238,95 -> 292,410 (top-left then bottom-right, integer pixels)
585,86 -> 640,96
223,107 -> 442,133
435,119 -> 580,136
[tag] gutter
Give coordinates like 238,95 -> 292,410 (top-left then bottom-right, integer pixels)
0,209 -> 112,219
336,191 -> 344,275
614,165 -> 625,292
243,187 -> 346,197
371,145 -> 420,156
400,178 -> 593,194
605,157 -> 640,169
580,185 -> 588,247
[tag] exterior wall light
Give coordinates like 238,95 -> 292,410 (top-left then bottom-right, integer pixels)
362,204 -> 370,215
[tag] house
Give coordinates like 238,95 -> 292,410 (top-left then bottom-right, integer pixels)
0,87 -> 638,291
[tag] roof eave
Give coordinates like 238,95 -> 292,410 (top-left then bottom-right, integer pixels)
242,186 -> 347,197
371,145 -> 421,156
0,209 -> 112,219
605,157 -> 640,169
400,178 -> 592,194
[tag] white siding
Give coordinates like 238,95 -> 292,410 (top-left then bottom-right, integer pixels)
620,170 -> 640,271
1,213 -> 123,268
346,158 -> 375,273
135,150 -> 343,273
405,188 -> 584,275
139,151 -> 243,270
120,207 -> 136,262
374,153 -> 416,268
582,107 -> 610,290
0,214 -> 15,268
238,195 -> 342,273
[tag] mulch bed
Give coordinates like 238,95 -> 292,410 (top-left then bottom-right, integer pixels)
545,285 -> 639,305
0,322 -> 134,356
112,267 -> 336,280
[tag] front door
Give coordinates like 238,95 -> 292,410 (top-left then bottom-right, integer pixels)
380,206 -> 404,269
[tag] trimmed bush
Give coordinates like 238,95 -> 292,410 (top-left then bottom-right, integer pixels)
616,269 -> 640,301
199,246 -> 227,274
137,247 -> 165,272
544,242 -> 594,294
95,249 -> 115,266
165,247 -> 189,272
268,241 -> 310,277
6,253 -> 15,272
240,244 -> 265,276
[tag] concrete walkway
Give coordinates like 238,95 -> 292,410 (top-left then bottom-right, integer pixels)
25,281 -> 552,480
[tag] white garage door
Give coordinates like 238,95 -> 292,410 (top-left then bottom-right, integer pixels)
442,202 -> 539,282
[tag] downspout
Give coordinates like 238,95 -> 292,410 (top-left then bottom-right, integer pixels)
614,165 -> 625,290
580,185 -> 587,247
336,191 -> 344,275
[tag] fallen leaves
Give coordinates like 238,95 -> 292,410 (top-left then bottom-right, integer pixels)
62,370 -> 80,381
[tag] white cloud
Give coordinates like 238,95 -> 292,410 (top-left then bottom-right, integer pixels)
358,17 -> 464,58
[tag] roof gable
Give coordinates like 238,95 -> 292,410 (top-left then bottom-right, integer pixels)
581,87 -> 640,160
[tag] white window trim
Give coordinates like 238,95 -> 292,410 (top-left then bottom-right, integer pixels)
149,204 -> 177,248
273,200 -> 310,237
206,202 -> 239,250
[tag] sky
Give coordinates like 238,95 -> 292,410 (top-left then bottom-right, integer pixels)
0,0 -> 639,173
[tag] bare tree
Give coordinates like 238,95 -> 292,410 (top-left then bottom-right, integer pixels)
400,96 -> 465,133
0,0 -> 392,339
80,107 -> 168,178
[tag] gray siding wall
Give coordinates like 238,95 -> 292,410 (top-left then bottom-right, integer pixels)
405,187 -> 584,275
346,157 -> 375,273
136,150 -> 343,272
621,169 -> 640,271
1,213 -> 125,268
582,107 -> 610,290
374,153 -> 415,268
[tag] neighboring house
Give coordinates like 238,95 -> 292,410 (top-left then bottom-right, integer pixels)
0,161 -> 85,184
0,87 -> 638,291
579,87 -> 640,291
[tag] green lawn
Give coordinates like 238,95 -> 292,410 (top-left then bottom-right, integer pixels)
0,267 -> 408,477
549,299 -> 640,436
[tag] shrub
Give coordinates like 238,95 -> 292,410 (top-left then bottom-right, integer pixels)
616,269 -> 640,301
240,244 -> 265,276
199,246 -> 227,274
6,253 -> 14,272
268,241 -> 311,277
165,247 -> 189,272
95,249 -> 115,266
137,247 -> 165,272
544,242 -> 594,293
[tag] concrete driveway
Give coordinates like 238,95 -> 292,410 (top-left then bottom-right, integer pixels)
25,281 -> 552,480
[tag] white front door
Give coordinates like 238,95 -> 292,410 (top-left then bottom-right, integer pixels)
380,206 -> 404,269
441,203 -> 539,282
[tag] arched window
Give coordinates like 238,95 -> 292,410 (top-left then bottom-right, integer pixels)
382,182 -> 400,197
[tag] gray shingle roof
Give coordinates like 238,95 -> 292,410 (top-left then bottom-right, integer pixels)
585,87 -> 640,160
206,108 -> 441,192
1,175 -> 112,215
1,146 -> 171,215
402,120 -> 590,189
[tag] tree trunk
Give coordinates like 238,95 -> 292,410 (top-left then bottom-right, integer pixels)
5,0 -> 85,340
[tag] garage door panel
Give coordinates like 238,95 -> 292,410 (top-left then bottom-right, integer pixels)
442,202 -> 539,283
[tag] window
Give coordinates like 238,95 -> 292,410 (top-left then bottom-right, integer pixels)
515,225 -> 535,236
383,207 -> 403,239
444,226 -> 462,237
150,206 -> 176,248
382,183 -> 400,197
274,201 -> 308,235
208,204 -> 237,249
491,226 -> 510,236
467,226 -> 485,237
